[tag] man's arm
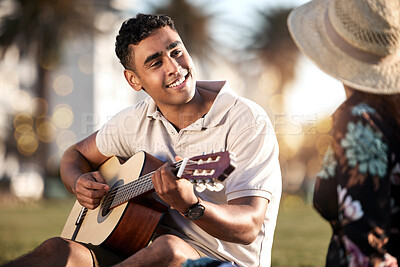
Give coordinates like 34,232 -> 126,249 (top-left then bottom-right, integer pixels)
196,196 -> 268,245
60,131 -> 111,209
152,163 -> 268,245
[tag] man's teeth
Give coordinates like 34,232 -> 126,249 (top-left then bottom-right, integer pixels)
167,76 -> 186,88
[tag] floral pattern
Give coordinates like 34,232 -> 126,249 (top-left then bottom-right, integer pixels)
313,95 -> 400,266
337,186 -> 364,222
318,145 -> 337,179
351,103 -> 376,116
342,236 -> 369,267
340,121 -> 388,178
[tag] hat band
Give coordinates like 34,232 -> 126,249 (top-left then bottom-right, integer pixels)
324,11 -> 399,64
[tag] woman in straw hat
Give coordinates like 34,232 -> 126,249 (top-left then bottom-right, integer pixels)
288,0 -> 400,266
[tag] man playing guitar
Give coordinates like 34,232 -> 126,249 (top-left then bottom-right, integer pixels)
2,13 -> 281,267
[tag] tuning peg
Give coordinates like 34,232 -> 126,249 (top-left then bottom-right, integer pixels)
205,183 -> 215,191
205,179 -> 217,191
213,182 -> 224,192
195,183 -> 206,192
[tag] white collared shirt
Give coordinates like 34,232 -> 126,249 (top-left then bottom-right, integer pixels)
96,80 -> 282,267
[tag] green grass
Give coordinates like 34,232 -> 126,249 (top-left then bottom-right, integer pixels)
0,198 -> 75,264
271,194 -> 331,266
0,195 -> 331,266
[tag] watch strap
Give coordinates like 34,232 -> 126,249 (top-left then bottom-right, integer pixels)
183,199 -> 201,217
182,198 -> 205,220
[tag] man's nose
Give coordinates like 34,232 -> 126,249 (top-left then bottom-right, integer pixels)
166,57 -> 181,76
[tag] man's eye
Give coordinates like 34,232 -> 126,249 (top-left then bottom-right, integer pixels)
151,60 -> 162,68
172,50 -> 182,57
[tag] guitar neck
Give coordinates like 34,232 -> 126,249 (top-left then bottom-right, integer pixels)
106,150 -> 235,209
110,172 -> 155,209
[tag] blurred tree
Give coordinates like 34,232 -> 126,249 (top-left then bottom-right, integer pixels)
0,0 -> 116,177
151,0 -> 217,78
248,7 -> 320,196
250,7 -> 300,94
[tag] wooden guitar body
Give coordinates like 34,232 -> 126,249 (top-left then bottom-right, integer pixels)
61,151 -> 168,257
60,150 -> 235,257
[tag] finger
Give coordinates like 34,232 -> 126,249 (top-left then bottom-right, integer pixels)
76,187 -> 107,205
77,193 -> 103,209
151,168 -> 163,193
175,156 -> 183,161
84,187 -> 108,199
78,198 -> 101,210
80,176 -> 109,191
75,177 -> 108,199
91,172 -> 110,190
160,163 -> 177,183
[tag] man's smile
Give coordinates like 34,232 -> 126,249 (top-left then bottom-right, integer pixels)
165,69 -> 189,88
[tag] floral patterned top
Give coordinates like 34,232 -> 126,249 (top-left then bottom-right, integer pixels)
313,93 -> 400,267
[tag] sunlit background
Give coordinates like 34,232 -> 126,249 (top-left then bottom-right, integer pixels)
0,0 -> 344,203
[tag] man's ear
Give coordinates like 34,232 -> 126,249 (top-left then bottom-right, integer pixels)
124,69 -> 142,92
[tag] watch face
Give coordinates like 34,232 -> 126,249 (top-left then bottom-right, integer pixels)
187,204 -> 205,220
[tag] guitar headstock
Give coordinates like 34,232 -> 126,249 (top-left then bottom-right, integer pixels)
176,151 -> 236,192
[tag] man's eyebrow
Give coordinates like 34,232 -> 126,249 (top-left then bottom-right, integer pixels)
167,41 -> 182,50
144,52 -> 162,66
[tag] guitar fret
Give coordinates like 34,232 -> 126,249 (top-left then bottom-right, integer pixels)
111,174 -> 155,208
108,151 -> 233,209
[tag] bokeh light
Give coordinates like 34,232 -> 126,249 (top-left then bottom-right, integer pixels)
13,112 -> 33,128
30,97 -> 48,117
53,75 -> 74,96
16,132 -> 39,156
36,118 -> 57,143
316,117 -> 333,133
52,104 -> 74,129
10,90 -> 31,111
14,124 -> 34,140
282,134 -> 304,157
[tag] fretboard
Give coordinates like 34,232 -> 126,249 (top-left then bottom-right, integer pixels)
109,173 -> 154,209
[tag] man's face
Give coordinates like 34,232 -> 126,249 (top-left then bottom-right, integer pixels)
126,26 -> 196,111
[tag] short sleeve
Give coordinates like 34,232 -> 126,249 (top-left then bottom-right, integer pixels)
96,106 -> 138,158
225,115 -> 281,202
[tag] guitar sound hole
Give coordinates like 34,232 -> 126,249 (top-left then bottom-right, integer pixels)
101,189 -> 117,217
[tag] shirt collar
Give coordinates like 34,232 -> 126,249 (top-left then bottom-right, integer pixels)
198,80 -> 237,128
146,80 -> 238,129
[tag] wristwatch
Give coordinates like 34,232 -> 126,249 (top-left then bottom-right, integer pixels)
183,199 -> 205,220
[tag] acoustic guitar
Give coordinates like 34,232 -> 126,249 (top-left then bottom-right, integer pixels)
60,151 -> 236,257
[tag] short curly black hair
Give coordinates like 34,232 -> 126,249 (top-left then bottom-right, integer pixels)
115,13 -> 176,71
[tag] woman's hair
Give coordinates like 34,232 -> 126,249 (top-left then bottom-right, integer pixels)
353,89 -> 400,141
115,13 -> 176,71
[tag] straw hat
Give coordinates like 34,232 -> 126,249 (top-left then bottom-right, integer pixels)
287,0 -> 400,95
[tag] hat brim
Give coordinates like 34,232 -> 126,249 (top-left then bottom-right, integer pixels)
287,0 -> 400,95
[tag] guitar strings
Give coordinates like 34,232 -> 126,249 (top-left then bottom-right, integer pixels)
77,160 -> 197,221
101,160 -> 199,204
76,159 -> 215,221
99,160 -> 200,208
